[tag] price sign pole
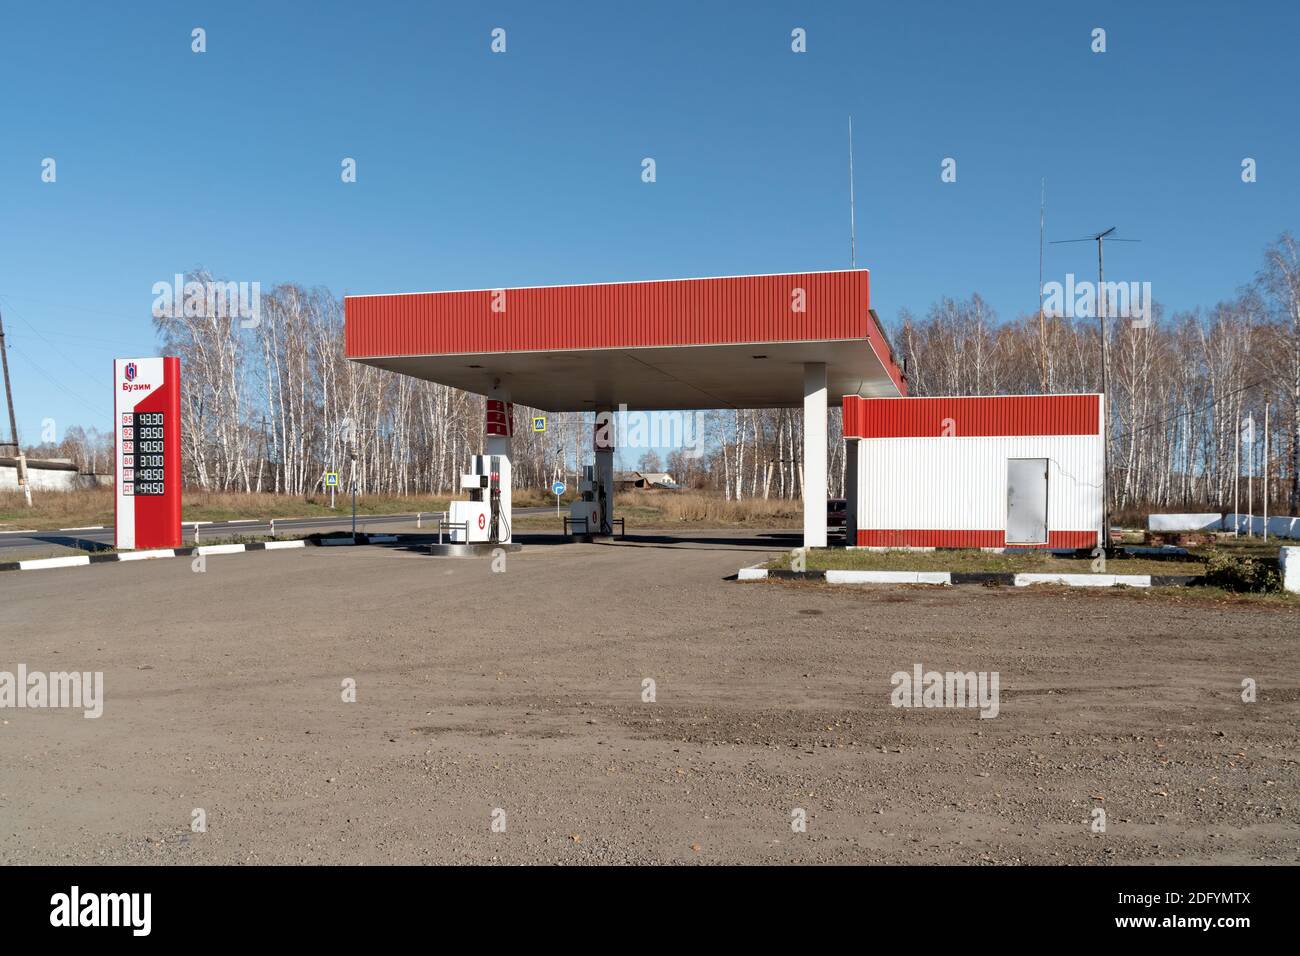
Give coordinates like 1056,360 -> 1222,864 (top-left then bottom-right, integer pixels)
114,357 -> 181,550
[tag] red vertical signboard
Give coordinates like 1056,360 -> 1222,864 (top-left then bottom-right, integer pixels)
114,357 -> 182,550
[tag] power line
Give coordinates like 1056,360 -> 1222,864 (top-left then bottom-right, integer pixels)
1116,378 -> 1265,438
0,296 -> 112,384
0,291 -> 152,325
6,340 -> 102,417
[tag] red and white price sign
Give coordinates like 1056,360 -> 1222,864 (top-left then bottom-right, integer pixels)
114,357 -> 182,550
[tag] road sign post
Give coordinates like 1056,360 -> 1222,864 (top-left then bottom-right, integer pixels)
552,479 -> 566,516
325,471 -> 339,509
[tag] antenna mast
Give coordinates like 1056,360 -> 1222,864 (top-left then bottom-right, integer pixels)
848,115 -> 856,269
1038,178 -> 1048,391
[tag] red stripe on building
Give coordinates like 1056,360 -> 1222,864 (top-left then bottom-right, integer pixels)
855,529 -> 1098,549
842,394 -> 1100,439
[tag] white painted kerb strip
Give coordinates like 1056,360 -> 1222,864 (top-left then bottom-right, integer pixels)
117,549 -> 180,561
1014,573 -> 1151,588
826,570 -> 952,585
196,544 -> 246,556
18,556 -> 91,570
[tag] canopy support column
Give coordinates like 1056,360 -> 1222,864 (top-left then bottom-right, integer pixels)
803,362 -> 827,548
594,407 -> 616,535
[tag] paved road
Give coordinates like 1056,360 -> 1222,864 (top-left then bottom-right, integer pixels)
0,529 -> 1293,865
0,508 -> 555,557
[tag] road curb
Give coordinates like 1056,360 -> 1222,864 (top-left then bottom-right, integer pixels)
739,563 -> 1206,589
0,533 -> 403,574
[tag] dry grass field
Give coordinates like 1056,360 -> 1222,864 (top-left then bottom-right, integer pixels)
0,486 -> 804,532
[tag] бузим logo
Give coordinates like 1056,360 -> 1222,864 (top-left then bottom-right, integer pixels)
124,362 -> 137,382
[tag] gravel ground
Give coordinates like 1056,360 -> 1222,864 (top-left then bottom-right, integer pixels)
0,529 -> 1296,865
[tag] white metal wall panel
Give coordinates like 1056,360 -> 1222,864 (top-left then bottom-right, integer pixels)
855,435 -> 1103,538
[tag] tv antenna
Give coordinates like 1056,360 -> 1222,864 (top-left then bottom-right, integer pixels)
1050,226 -> 1142,551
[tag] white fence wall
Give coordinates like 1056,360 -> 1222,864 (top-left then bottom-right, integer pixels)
1147,513 -> 1300,539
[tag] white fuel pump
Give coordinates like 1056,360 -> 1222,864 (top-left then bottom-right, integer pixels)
568,464 -> 603,535
450,454 -> 512,543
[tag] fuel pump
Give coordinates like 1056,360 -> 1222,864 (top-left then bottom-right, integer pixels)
568,464 -> 603,535
450,454 -> 512,543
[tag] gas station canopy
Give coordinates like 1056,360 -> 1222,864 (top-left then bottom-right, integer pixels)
344,271 -> 906,411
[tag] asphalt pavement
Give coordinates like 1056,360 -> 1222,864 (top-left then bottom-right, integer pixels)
0,509 -> 554,559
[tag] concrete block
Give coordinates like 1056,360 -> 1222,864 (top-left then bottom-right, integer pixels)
1147,513 -> 1222,532
1282,548 -> 1300,594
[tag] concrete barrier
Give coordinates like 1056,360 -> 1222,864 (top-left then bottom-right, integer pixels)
1147,513 -> 1222,532
1014,573 -> 1151,588
1268,516 -> 1300,539
1147,513 -> 1300,540
1222,514 -> 1300,538
1282,548 -> 1300,594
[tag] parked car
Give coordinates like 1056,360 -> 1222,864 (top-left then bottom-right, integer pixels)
827,498 -> 848,531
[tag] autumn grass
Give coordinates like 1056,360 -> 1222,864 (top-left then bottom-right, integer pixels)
0,487 -> 457,530
617,489 -> 802,526
509,489 -> 803,531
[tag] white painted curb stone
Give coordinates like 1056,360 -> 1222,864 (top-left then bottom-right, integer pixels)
825,570 -> 951,585
1014,573 -> 1150,588
117,549 -> 181,561
17,556 -> 91,571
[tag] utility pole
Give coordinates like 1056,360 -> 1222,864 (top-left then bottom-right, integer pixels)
1264,403 -> 1270,542
1233,413 -> 1240,537
1247,412 -> 1254,538
1051,226 -> 1141,551
0,305 -> 32,506
350,446 -> 358,544
1037,179 -> 1049,392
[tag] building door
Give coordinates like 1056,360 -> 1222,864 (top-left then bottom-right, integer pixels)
1006,458 -> 1049,545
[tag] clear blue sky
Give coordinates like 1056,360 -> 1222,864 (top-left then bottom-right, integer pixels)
1,0 -> 1295,445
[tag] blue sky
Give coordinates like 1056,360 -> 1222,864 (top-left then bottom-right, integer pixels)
1,0 -> 1296,444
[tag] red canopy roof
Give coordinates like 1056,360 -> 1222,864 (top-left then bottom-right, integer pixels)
345,271 -> 906,411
